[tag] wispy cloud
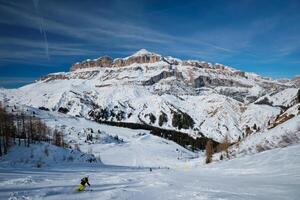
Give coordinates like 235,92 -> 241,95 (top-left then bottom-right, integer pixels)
0,0 -> 300,78
0,0 -> 245,63
32,0 -> 49,59
0,37 -> 102,60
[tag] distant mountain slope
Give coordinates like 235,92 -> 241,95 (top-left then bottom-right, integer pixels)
0,49 -> 299,144
229,113 -> 300,158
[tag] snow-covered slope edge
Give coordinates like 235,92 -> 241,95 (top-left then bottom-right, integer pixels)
0,142 -> 101,168
229,114 -> 300,159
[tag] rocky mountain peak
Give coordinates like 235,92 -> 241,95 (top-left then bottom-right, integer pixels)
70,56 -> 113,71
115,49 -> 161,67
70,49 -> 162,71
129,49 -> 159,57
292,75 -> 300,87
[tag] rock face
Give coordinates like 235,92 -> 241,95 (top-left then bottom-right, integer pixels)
292,76 -> 300,87
182,60 -> 208,68
65,49 -> 294,99
40,73 -> 69,82
68,49 -> 246,77
70,49 -> 161,71
70,56 -> 113,71
194,76 -> 251,88
114,54 -> 161,67
143,70 -> 183,86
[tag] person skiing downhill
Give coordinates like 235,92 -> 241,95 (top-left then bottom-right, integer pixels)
77,176 -> 90,192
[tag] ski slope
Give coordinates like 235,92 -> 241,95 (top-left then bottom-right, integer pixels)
1,144 -> 299,200
0,105 -> 299,200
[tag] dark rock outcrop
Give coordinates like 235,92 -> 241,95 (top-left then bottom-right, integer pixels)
143,70 -> 183,86
40,74 -> 69,82
194,76 -> 252,88
182,60 -> 211,68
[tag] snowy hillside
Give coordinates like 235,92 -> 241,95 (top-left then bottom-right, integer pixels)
1,49 -> 299,144
1,103 -> 299,200
0,103 -> 196,168
1,143 -> 299,200
229,105 -> 300,158
0,142 -> 100,168
0,49 -> 299,200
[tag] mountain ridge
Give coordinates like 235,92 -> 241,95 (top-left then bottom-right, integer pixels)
68,49 -> 298,83
1,49 -> 299,146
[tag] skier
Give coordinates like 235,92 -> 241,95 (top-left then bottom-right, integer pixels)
77,176 -> 91,192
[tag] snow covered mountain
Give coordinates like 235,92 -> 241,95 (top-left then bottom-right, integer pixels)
1,49 -> 300,200
1,49 -> 299,145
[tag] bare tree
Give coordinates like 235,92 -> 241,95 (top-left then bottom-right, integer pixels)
217,135 -> 230,158
205,139 -> 214,164
0,103 -> 69,157
0,104 -> 3,156
1,105 -> 9,154
0,103 -> 14,155
21,112 -> 26,146
187,69 -> 194,87
52,129 -> 65,147
16,114 -> 21,146
0,137 -> 2,156
27,115 -> 33,147
34,119 -> 43,142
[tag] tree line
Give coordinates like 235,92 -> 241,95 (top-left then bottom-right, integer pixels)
0,103 -> 66,157
92,119 -> 219,151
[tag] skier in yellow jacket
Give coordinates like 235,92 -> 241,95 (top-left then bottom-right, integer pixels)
77,176 -> 90,192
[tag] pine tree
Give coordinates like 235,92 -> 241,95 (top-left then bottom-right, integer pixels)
220,154 -> 223,160
238,136 -> 241,142
252,123 -> 257,130
245,125 -> 252,136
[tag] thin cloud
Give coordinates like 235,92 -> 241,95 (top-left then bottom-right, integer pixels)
0,0 -> 240,61
0,0 -> 299,77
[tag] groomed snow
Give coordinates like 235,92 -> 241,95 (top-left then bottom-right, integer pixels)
1,144 -> 299,200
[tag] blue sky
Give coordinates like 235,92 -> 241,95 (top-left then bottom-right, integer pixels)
0,0 -> 300,88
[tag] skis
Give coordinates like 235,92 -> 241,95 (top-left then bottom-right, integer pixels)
75,187 -> 93,192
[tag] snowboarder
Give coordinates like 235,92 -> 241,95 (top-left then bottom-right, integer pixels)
77,176 -> 90,192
